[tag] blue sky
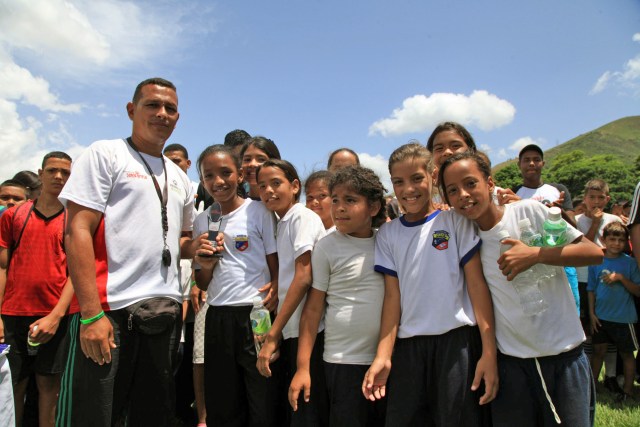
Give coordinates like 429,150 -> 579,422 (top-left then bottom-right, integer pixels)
1,0 -> 638,191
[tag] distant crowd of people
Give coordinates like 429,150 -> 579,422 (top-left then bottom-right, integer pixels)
0,77 -> 638,427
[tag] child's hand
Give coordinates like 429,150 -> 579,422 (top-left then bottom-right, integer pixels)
362,357 -> 391,401
547,191 -> 565,209
258,281 -> 279,312
194,232 -> 224,267
497,239 -> 539,281
602,271 -> 622,285
257,333 -> 280,377
590,314 -> 601,334
288,369 -> 311,411
472,353 -> 498,405
29,313 -> 61,345
586,207 -> 604,222
190,287 -> 206,313
496,188 -> 520,205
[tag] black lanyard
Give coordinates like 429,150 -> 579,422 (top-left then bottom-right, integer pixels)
126,137 -> 171,267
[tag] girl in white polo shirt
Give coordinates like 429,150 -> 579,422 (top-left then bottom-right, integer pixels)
193,145 -> 279,426
256,159 -> 328,426
439,151 -> 603,427
362,143 -> 497,426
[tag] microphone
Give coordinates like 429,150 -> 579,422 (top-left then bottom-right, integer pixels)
201,202 -> 223,258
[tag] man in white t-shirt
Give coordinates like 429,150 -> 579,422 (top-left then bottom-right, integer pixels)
57,78 -> 204,427
512,144 -> 575,222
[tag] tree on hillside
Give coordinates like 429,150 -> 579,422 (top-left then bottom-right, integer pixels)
546,150 -> 636,205
493,163 -> 522,191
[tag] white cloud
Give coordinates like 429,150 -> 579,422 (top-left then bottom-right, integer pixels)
0,98 -> 86,176
509,136 -> 546,153
0,62 -> 82,112
358,152 -> 392,195
590,33 -> 640,95
0,0 -> 215,177
0,0 -> 216,77
369,90 -> 516,137
497,148 -> 508,159
0,56 -> 82,176
0,1 -> 111,67
479,144 -> 491,153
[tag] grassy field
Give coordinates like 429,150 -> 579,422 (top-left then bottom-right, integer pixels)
594,377 -> 640,427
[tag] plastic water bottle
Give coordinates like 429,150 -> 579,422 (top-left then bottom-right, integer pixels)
518,218 -> 555,279
499,230 -> 548,316
27,325 -> 39,356
543,207 -> 567,247
250,296 -> 272,355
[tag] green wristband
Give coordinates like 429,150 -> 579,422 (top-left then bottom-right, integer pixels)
80,310 -> 105,325
190,280 -> 197,288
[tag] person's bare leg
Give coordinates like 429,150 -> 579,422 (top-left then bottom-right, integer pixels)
13,377 -> 28,426
36,373 -> 61,427
591,343 -> 607,382
193,363 -> 206,424
620,352 -> 636,395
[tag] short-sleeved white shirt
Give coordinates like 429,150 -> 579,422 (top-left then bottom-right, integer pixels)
193,199 -> 277,306
478,199 -> 585,358
374,210 -> 480,338
575,212 -> 621,282
516,184 -> 563,207
277,203 -> 326,339
312,230 -> 383,364
59,139 -> 195,312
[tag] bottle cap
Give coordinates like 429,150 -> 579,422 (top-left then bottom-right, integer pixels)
548,206 -> 562,220
498,230 -> 511,241
252,296 -> 263,307
517,218 -> 532,229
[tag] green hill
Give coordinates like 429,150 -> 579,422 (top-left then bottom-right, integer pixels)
492,116 -> 640,202
493,115 -> 640,172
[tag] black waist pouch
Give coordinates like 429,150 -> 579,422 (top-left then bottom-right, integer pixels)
125,297 -> 181,335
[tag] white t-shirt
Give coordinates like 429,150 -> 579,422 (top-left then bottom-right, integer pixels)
59,138 -> 195,311
277,203 -> 326,339
515,184 -> 560,205
374,210 -> 480,338
193,199 -> 277,306
575,212 -> 621,282
312,230 -> 384,365
477,199 -> 584,358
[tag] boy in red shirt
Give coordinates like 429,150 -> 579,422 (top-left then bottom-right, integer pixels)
0,152 -> 73,427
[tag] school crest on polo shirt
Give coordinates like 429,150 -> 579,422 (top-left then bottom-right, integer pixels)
234,235 -> 249,251
432,230 -> 449,250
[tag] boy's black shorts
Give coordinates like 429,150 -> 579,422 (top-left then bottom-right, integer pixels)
592,319 -> 638,353
2,314 -> 69,384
